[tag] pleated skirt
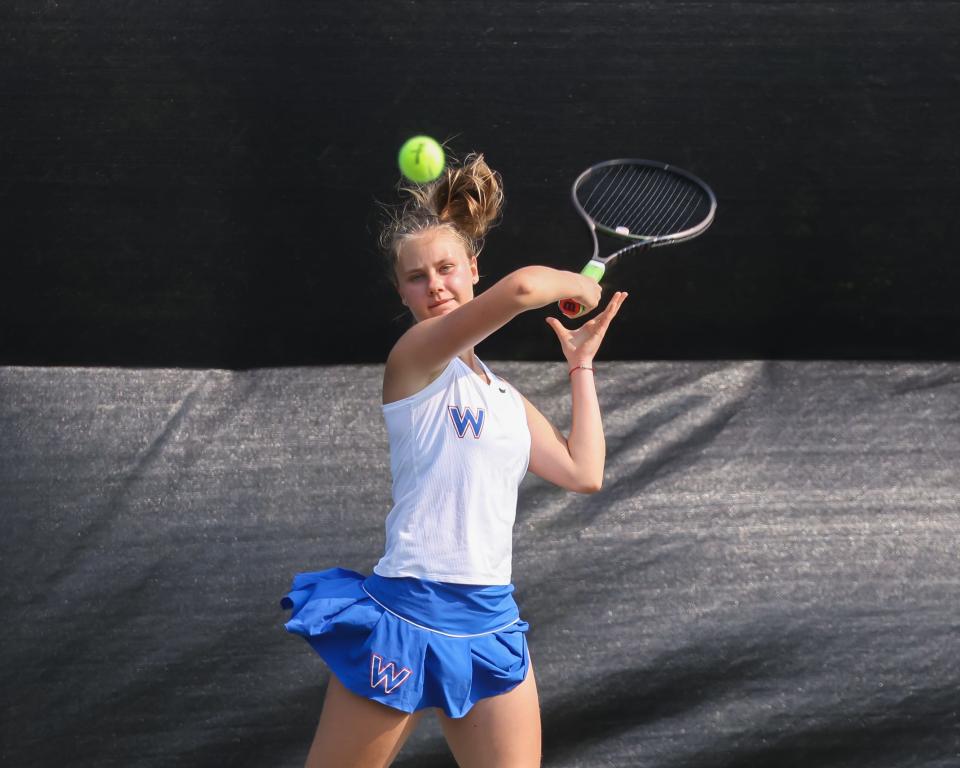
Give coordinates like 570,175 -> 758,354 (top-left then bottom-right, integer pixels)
280,567 -> 529,718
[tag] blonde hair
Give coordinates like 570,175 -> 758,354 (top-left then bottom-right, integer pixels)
380,152 -> 504,285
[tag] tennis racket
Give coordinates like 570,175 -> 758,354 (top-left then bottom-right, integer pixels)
559,159 -> 717,317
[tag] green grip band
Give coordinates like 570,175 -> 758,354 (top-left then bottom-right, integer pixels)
581,261 -> 606,282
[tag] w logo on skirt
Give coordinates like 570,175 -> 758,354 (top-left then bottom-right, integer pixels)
370,652 -> 412,694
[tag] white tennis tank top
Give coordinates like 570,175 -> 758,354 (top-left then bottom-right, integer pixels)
373,356 -> 531,585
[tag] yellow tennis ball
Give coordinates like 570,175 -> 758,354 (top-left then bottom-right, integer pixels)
397,135 -> 445,183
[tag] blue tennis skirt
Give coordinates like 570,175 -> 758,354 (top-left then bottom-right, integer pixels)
280,567 -> 530,718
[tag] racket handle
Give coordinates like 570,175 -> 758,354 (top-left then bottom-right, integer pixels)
558,260 -> 606,318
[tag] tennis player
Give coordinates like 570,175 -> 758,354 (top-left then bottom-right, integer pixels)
281,153 -> 627,767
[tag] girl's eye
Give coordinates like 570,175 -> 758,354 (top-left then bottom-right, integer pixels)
441,264 -> 454,272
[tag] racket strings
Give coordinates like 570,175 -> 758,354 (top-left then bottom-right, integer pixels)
579,165 -> 710,238
593,167 -> 700,235
593,166 -> 686,233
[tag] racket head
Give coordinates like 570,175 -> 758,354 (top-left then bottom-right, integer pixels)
572,158 -> 717,254
558,158 -> 716,318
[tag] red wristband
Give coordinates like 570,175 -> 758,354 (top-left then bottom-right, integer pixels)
569,364 -> 595,377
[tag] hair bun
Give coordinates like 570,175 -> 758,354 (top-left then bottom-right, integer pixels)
431,153 -> 504,241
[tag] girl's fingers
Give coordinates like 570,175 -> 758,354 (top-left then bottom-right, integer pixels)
599,293 -> 625,323
604,292 -> 627,320
587,293 -> 627,340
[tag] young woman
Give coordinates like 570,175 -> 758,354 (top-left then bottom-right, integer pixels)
281,153 -> 627,767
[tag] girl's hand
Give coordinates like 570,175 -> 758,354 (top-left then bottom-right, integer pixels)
568,273 -> 603,315
546,291 -> 628,366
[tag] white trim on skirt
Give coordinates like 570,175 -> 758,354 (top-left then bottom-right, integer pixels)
361,584 -> 521,639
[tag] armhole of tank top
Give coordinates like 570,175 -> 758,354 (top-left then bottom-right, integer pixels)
382,358 -> 458,413
516,383 -> 533,476
497,369 -> 533,475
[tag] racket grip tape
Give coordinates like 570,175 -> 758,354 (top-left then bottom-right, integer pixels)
558,260 -> 606,318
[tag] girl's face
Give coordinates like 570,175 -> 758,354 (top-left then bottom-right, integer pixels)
394,228 -> 479,323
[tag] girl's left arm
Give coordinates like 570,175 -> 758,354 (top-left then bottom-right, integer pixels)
520,291 -> 628,494
520,380 -> 603,494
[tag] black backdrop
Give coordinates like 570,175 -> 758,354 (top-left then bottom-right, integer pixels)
3,1 -> 959,366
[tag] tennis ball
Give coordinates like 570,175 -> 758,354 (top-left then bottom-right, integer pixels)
397,135 -> 445,183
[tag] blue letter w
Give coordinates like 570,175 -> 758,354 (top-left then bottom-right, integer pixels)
448,405 -> 485,439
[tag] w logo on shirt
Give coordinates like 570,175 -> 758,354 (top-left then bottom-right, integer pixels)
370,653 -> 412,694
448,405 -> 485,439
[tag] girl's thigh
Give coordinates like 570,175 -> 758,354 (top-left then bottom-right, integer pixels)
304,673 -> 424,768
435,658 -> 541,768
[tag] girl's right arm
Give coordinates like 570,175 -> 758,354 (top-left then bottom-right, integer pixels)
387,266 -> 601,380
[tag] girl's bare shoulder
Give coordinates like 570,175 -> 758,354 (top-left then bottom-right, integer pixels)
382,328 -> 451,404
